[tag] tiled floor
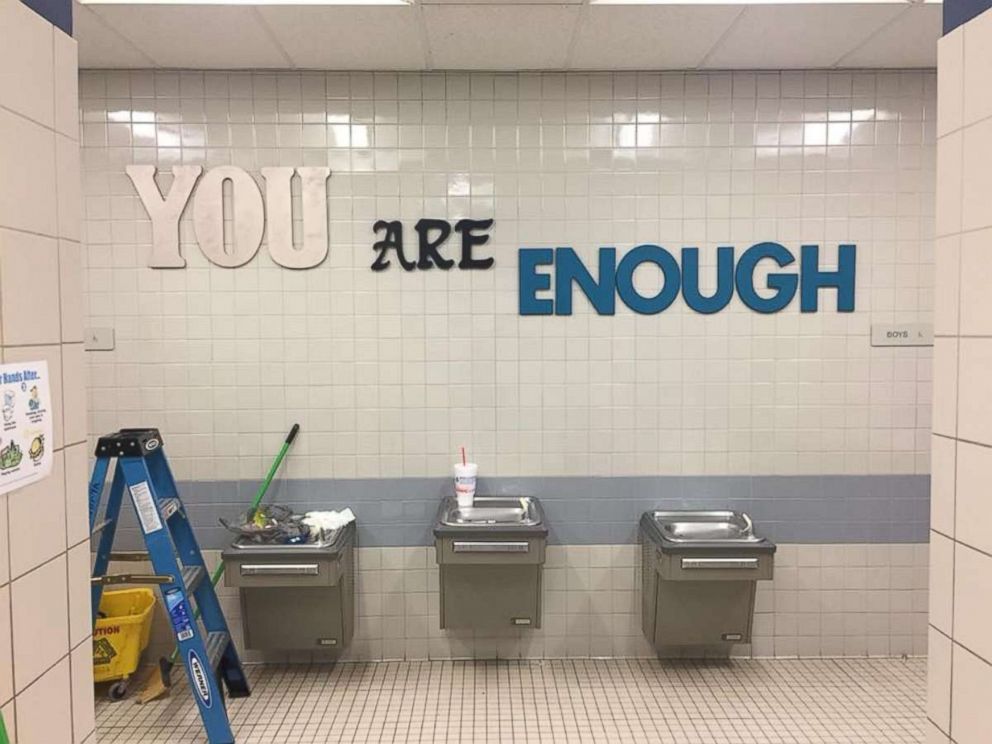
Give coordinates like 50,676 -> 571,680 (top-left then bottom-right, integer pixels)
96,658 -> 926,743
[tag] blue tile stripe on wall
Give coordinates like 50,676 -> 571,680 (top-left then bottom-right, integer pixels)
108,474 -> 930,550
20,0 -> 71,34
945,0 -> 992,33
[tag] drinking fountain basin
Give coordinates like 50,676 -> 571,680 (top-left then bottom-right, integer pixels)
438,496 -> 544,529
650,510 -> 763,544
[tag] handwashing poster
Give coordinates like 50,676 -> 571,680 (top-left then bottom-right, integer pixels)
0,361 -> 53,496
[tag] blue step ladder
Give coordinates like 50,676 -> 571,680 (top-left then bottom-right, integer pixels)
88,428 -> 249,744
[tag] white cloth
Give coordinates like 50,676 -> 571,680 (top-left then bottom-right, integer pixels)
302,508 -> 356,535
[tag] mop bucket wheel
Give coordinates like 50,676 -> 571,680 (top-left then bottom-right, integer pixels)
92,588 -> 156,695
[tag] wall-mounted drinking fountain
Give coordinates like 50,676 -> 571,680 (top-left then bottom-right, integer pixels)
640,510 -> 775,654
433,496 -> 548,629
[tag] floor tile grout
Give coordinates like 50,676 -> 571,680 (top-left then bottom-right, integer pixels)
95,657 -> 926,743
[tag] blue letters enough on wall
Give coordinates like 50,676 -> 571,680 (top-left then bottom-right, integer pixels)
517,243 -> 857,316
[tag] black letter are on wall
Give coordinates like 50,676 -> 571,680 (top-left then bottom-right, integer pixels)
415,219 -> 455,270
455,218 -> 495,270
371,220 -> 415,272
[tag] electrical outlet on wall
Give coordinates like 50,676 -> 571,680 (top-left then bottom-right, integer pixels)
84,328 -> 115,351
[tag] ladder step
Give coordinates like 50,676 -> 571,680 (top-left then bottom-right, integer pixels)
108,551 -> 150,562
160,498 -> 182,520
181,565 -> 206,595
205,631 -> 230,672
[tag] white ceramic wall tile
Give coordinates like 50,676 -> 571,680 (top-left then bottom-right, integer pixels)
53,30 -> 78,141
930,338 -> 958,438
926,627 -> 952,734
12,657 -> 71,744
929,434 -> 954,538
58,242 -> 85,343
6,451 -> 66,579
0,494 -> 7,585
0,3 -> 85,736
937,28 -> 964,139
951,543 -> 992,664
927,532 -> 953,636
962,8 -> 992,128
69,640 -> 95,743
935,130 -> 962,238
0,0 -> 54,128
146,543 -> 926,664
0,585 -> 12,706
56,134 -> 81,242
960,117 -> 992,232
933,9 -> 992,734
954,442 -> 992,555
958,227 -> 992,336
0,229 -> 61,346
63,442 -> 89,547
0,107 -> 57,238
61,344 -> 86,446
932,235 -> 959,337
956,338 -> 992,446
66,542 -> 90,649
950,643 -> 992,744
10,554 -> 68,693
79,70 -> 936,479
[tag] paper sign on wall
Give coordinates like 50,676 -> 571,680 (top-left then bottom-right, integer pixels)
0,361 -> 54,495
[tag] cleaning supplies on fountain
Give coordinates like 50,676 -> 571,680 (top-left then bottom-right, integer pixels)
220,504 -> 310,544
302,508 -> 356,542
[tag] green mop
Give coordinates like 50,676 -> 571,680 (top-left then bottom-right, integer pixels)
136,423 -> 300,703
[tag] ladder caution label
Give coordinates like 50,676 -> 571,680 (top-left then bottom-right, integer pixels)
165,588 -> 195,642
129,480 -> 163,533
188,650 -> 213,708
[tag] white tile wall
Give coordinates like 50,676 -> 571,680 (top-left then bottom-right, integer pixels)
0,229 -> 62,345
0,0 -> 53,129
0,0 -> 91,741
78,69 -> 935,481
954,442 -> 992,555
0,585 -> 12,706
12,658 -> 72,744
931,10 -> 992,743
6,452 -> 66,579
10,555 -> 68,694
128,542 -> 927,663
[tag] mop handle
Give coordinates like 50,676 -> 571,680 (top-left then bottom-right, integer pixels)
251,424 -> 299,508
169,423 -> 300,664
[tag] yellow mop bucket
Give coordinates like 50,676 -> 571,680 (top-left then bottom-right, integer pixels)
92,588 -> 156,695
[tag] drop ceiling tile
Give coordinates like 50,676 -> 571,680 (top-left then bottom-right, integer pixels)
257,7 -> 425,70
837,5 -> 940,68
570,6 -> 743,70
702,5 -> 906,70
73,1 -> 154,68
423,5 -> 580,70
86,5 -> 288,69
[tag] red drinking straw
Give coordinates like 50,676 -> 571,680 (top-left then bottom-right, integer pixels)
461,446 -> 466,466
